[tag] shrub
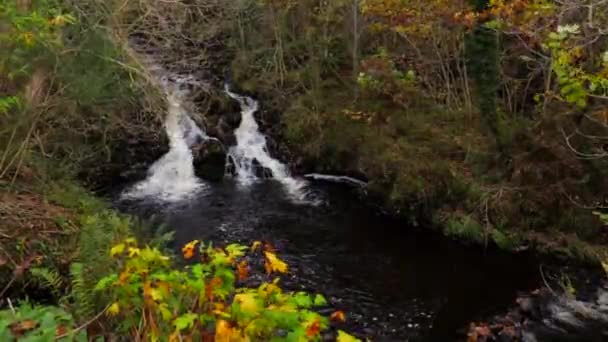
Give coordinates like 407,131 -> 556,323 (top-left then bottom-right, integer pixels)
95,239 -> 358,341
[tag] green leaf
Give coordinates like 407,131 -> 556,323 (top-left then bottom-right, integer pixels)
313,294 -> 327,306
173,312 -> 198,331
293,292 -> 312,308
94,274 -> 118,291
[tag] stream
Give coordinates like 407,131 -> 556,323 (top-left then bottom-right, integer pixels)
114,71 -> 607,341
120,180 -> 542,341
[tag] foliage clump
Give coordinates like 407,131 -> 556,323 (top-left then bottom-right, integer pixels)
96,238 -> 356,341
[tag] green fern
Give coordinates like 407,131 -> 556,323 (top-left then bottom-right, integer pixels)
0,96 -> 20,115
68,262 -> 95,321
29,267 -> 64,298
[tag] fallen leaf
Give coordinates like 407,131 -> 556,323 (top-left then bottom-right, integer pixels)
264,251 -> 288,274
330,310 -> 346,322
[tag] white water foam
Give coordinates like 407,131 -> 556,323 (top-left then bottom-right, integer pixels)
224,86 -> 313,203
121,78 -> 206,202
304,173 -> 368,187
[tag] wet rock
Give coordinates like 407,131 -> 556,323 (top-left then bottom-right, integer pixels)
193,139 -> 226,182
517,296 -> 535,314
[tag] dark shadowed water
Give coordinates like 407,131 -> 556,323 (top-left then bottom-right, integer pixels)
119,179 -> 544,341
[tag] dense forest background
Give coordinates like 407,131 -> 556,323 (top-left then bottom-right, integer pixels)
1,0 -> 608,340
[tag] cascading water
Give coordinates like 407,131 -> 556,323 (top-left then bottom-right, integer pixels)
224,86 -> 313,203
121,75 -> 207,202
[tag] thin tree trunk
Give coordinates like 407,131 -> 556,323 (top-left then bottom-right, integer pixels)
352,0 -> 359,100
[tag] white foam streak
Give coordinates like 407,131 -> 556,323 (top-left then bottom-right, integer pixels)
304,173 -> 368,187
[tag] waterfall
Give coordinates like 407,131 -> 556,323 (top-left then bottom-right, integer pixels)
121,75 -> 207,202
224,86 -> 313,203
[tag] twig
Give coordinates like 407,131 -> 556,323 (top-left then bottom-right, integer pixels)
55,304 -> 111,340
0,275 -> 16,299
539,264 -> 559,297
7,298 -> 15,315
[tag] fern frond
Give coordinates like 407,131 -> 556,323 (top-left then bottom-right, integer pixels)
69,262 -> 94,321
29,267 -> 63,298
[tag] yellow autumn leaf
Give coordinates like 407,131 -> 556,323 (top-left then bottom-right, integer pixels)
215,320 -> 237,342
128,247 -> 140,257
125,237 -> 137,245
337,330 -> 361,342
234,293 -> 260,314
149,287 -> 164,301
251,241 -> 262,252
182,240 -> 200,259
107,302 -> 120,316
21,32 -> 34,47
110,243 -> 125,257
602,261 -> 608,277
264,251 -> 288,274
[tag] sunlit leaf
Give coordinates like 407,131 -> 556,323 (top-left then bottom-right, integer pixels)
313,294 -> 327,306
251,241 -> 262,252
234,293 -> 261,314
159,303 -> 172,321
337,330 -> 361,342
237,260 -> 249,281
127,247 -> 140,257
110,243 -> 125,257
215,319 -> 240,342
293,292 -> 312,308
330,310 -> 346,322
173,313 -> 197,331
264,251 -> 288,274
182,240 -> 200,260
305,318 -> 321,337
107,302 -> 120,316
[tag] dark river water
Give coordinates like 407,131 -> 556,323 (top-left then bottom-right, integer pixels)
119,179 -> 545,341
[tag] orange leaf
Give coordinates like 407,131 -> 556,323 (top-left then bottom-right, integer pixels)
215,320 -> 237,342
181,240 -> 200,260
237,260 -> 249,281
305,319 -> 321,337
330,310 -> 346,322
55,325 -> 67,337
11,319 -> 38,335
206,277 -> 223,301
